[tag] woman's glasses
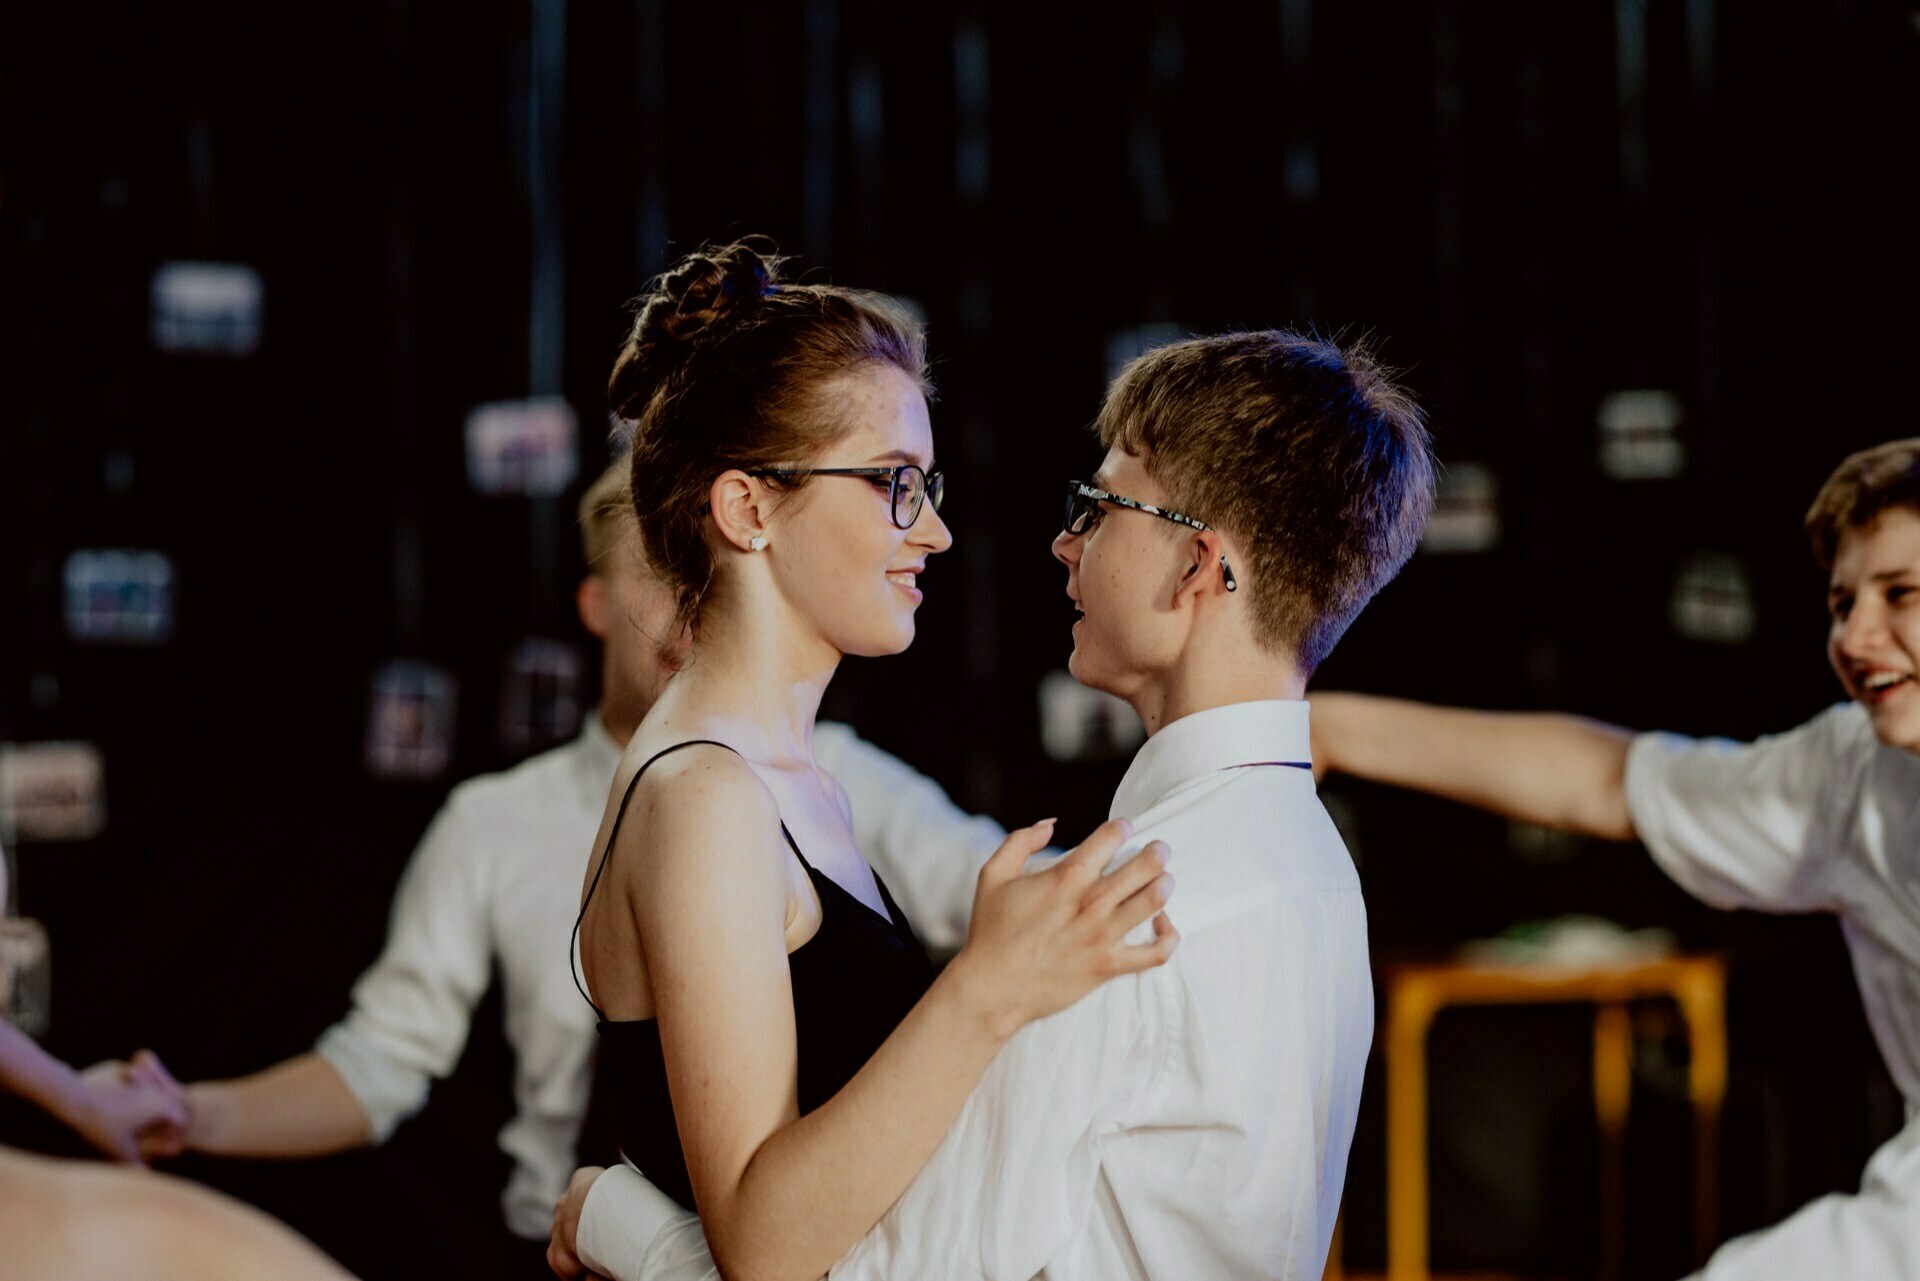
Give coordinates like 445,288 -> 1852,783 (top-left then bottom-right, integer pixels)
749,464 -> 945,530
1062,480 -> 1211,536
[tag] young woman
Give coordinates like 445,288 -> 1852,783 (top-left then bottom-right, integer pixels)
571,239 -> 1179,1281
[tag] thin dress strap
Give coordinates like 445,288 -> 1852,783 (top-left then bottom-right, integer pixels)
570,739 -> 740,1021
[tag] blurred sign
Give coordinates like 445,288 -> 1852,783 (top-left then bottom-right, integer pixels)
0,917 -> 51,1040
0,741 -> 107,841
1597,389 -> 1685,480
465,398 -> 579,497
500,638 -> 583,753
1670,551 -> 1756,644
1038,670 -> 1145,763
1104,323 -> 1187,382
63,549 -> 176,645
150,261 -> 264,356
365,660 -> 458,780
1422,462 -> 1501,553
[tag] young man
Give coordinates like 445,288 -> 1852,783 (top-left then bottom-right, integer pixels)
555,330 -> 1436,1280
135,462 -> 1011,1274
1308,439 -> 1920,1278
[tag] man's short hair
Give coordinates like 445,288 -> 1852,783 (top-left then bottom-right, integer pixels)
1805,439 -> 1920,571
1096,330 -> 1435,674
578,459 -> 636,573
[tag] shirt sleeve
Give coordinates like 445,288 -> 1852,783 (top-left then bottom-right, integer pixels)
575,1166 -> 716,1281
831,972 -> 1166,1281
313,797 -> 494,1141
1623,704 -> 1866,915
814,724 -> 1008,952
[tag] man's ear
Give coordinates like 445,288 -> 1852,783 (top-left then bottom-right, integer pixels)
577,575 -> 610,640
1173,529 -> 1230,607
709,470 -> 770,551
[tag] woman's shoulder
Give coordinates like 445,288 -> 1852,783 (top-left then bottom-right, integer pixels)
611,737 -> 785,864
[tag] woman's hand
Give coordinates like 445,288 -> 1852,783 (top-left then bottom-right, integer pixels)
947,818 -> 1178,1041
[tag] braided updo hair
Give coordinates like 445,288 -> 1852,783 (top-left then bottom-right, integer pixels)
609,237 -> 930,636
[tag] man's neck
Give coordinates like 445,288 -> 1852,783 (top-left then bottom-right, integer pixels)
1126,636 -> 1306,737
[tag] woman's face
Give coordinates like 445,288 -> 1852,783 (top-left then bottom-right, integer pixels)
765,364 -> 952,658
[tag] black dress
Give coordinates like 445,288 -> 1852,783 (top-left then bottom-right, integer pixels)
571,739 -> 936,1211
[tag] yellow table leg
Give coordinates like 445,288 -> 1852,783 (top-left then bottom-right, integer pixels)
1592,1002 -> 1633,1281
1386,978 -> 1439,1281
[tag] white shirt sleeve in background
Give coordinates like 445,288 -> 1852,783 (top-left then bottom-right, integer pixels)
814,722 -> 1007,952
314,796 -> 494,1141
1623,703 -> 1865,914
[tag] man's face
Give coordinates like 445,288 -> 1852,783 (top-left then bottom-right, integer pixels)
1050,447 -> 1190,700
1826,506 -> 1920,752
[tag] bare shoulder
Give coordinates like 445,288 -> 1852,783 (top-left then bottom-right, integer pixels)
610,740 -> 787,887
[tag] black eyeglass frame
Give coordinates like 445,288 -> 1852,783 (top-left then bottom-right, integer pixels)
748,464 -> 945,530
1062,480 -> 1211,536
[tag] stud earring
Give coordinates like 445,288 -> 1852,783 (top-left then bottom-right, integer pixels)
748,534 -> 768,552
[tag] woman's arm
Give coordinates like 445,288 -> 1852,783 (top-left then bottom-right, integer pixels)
1310,692 -> 1637,840
0,1023 -> 186,1163
601,753 -> 1174,1281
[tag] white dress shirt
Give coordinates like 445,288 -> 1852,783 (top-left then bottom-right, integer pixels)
579,699 -> 1373,1280
1626,703 -> 1920,1279
317,715 -> 1001,1240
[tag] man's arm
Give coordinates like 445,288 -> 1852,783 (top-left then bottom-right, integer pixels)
1309,693 -> 1637,840
815,724 -> 1010,952
173,801 -> 495,1157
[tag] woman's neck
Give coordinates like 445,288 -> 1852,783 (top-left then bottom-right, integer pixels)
648,595 -> 840,765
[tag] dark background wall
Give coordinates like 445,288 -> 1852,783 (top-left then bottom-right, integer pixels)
2,2 -> 1915,1277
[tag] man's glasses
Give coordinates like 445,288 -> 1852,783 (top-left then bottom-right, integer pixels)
749,463 -> 944,530
1062,480 -> 1211,536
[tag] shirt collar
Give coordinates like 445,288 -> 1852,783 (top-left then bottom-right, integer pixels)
576,708 -> 624,788
1110,699 -> 1312,820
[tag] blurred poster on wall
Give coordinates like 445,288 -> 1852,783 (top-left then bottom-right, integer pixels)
0,741 -> 107,841
365,660 -> 458,780
1038,670 -> 1145,763
500,638 -> 583,753
63,549 -> 176,645
1670,551 -> 1756,644
150,261 -> 264,357
1105,323 -> 1186,382
465,398 -> 579,497
1422,462 -> 1501,554
1597,389 -> 1685,481
0,917 -> 52,1040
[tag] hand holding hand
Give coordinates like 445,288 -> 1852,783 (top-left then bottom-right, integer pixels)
950,818 -> 1178,1040
548,1165 -> 606,1279
68,1048 -> 189,1164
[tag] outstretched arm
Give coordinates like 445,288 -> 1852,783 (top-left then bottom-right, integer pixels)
1309,692 -> 1638,841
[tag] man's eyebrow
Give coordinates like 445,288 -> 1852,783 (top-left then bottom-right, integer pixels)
1869,569 -> 1917,583
865,448 -> 929,466
1090,468 -> 1112,488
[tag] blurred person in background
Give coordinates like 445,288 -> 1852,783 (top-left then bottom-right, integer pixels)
0,1143 -> 358,1281
130,456 -> 1014,1276
1309,438 -> 1920,1279
556,326 -> 1432,1281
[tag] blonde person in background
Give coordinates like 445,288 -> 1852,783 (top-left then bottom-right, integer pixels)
127,457 -> 1020,1277
1310,439 -> 1920,1279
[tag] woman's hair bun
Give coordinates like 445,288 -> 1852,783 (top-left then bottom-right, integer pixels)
635,236 -> 784,349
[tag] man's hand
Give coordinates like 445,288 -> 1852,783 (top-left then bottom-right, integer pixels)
549,1165 -> 606,1278
67,1049 -> 189,1164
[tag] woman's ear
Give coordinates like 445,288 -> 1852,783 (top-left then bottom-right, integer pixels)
709,469 -> 771,552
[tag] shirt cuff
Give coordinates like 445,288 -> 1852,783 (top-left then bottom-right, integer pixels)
577,1164 -> 702,1280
